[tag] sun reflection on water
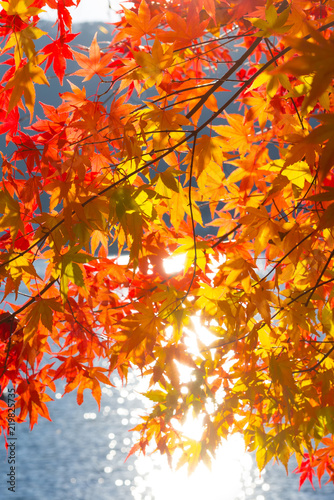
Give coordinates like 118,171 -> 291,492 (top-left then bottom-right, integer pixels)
131,434 -> 263,500
99,253 -> 268,500
125,320 -> 266,500
99,359 -> 270,500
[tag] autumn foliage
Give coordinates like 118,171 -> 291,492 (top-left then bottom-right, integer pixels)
1,0 -> 334,489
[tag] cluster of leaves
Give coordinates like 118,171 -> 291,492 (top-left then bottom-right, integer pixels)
1,0 -> 334,489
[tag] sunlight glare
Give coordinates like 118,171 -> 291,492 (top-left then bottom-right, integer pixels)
40,0 -> 123,23
110,238 -> 256,500
132,434 -> 256,500
163,253 -> 186,274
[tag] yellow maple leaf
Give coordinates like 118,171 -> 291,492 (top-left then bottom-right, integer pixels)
0,0 -> 44,19
249,4 -> 291,38
132,38 -> 174,88
281,160 -> 313,188
4,54 -> 49,120
2,25 -> 46,68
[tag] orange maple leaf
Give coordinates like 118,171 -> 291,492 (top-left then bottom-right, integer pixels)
115,0 -> 163,42
72,33 -> 113,81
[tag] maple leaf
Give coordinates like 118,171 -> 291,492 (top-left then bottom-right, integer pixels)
16,377 -> 53,429
249,4 -> 291,37
0,312 -> 19,341
42,31 -> 78,85
185,134 -> 228,179
0,185 -> 24,239
57,247 -> 94,300
157,10 -> 209,48
132,38 -> 174,88
193,0 -> 217,21
4,54 -> 49,119
293,454 -> 316,490
2,24 -> 46,68
272,32 -> 334,117
25,298 -> 63,334
115,0 -> 163,42
213,113 -> 254,155
45,0 -> 76,34
230,0 -> 266,21
72,33 -> 113,81
302,113 -> 334,182
0,0 -> 44,19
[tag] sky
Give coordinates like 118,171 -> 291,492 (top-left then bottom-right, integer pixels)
41,0 -> 125,24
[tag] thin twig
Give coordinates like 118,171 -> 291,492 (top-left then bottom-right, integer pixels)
293,345 -> 334,373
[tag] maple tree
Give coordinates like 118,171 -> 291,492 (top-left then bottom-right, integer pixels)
1,0 -> 334,489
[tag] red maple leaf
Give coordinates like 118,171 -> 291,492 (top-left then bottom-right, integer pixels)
293,454 -> 316,490
42,31 -> 78,85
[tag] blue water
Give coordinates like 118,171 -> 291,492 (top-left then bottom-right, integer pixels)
0,372 -> 333,500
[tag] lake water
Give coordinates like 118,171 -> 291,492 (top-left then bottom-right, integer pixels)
0,371 -> 332,500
